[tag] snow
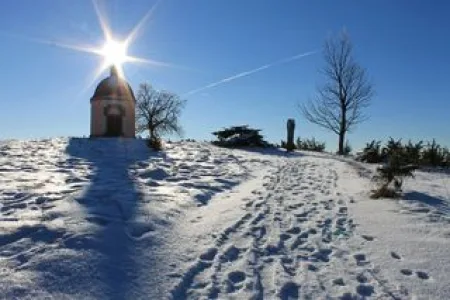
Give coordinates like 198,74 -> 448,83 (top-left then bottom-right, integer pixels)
0,138 -> 449,299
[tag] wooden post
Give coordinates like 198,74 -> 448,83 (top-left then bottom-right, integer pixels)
287,119 -> 295,151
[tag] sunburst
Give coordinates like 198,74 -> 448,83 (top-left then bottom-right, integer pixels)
28,0 -> 168,85
86,0 -> 165,78
100,39 -> 128,68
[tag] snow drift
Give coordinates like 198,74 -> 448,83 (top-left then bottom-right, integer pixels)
0,138 -> 449,299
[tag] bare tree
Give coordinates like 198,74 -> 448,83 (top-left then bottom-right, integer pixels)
301,32 -> 373,154
136,83 -> 185,142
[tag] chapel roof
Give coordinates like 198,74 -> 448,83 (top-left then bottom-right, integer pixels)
91,66 -> 135,101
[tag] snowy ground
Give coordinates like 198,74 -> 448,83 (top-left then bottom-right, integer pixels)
0,138 -> 449,299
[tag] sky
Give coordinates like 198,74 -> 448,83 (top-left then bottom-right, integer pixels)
0,0 -> 449,151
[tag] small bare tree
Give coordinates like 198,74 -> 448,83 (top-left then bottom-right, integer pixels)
136,83 -> 185,143
301,31 -> 373,154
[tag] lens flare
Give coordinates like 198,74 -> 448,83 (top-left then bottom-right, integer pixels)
4,0 -> 171,85
101,39 -> 128,67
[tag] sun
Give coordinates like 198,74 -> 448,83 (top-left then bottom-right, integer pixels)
30,0 -> 175,87
100,39 -> 129,68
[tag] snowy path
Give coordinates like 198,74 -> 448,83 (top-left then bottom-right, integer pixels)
169,157 -> 407,299
0,138 -> 448,299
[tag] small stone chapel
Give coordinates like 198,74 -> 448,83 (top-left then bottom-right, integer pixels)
90,66 -> 135,138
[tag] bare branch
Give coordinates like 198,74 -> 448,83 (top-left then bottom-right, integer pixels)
300,30 -> 373,154
135,83 -> 185,141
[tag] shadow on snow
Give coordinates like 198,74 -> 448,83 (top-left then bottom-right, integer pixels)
59,137 -> 163,299
232,147 -> 304,158
0,138 -> 259,298
403,191 -> 450,215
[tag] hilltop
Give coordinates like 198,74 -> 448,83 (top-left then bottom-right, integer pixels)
0,138 -> 449,299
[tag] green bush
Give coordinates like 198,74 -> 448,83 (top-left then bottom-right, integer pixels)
421,139 -> 448,167
357,140 -> 384,163
382,138 -> 404,160
403,140 -> 423,165
281,140 -> 297,151
212,125 -> 269,148
361,137 -> 449,171
443,148 -> 450,166
371,152 -> 417,199
296,137 -> 326,152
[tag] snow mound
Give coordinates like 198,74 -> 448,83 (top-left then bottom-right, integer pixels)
0,138 -> 448,299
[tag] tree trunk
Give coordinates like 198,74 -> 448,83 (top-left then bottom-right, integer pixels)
338,131 -> 345,155
338,103 -> 346,155
148,125 -> 156,141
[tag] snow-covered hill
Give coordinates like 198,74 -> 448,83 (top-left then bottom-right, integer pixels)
0,138 -> 449,299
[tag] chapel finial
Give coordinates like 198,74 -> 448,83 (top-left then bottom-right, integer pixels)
110,65 -> 119,77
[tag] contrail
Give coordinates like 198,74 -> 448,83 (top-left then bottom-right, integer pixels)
183,50 -> 317,97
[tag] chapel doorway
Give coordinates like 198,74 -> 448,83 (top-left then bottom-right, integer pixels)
106,115 -> 122,137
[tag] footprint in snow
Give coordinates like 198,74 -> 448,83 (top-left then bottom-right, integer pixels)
307,264 -> 318,272
353,253 -> 369,266
361,234 -> 375,242
228,271 -> 246,284
227,271 -> 246,289
356,284 -> 375,297
309,228 -> 318,235
416,271 -> 430,280
400,268 -> 430,280
126,223 -> 155,239
356,273 -> 369,283
221,245 -> 241,262
199,248 -> 217,261
280,233 -> 292,241
244,201 -> 254,208
286,227 -> 301,235
401,269 -> 413,276
35,196 -> 48,205
279,282 -> 300,300
338,207 -> 348,214
313,248 -> 332,262
333,278 -> 345,286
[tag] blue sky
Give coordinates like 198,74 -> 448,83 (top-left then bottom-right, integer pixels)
0,0 -> 449,151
